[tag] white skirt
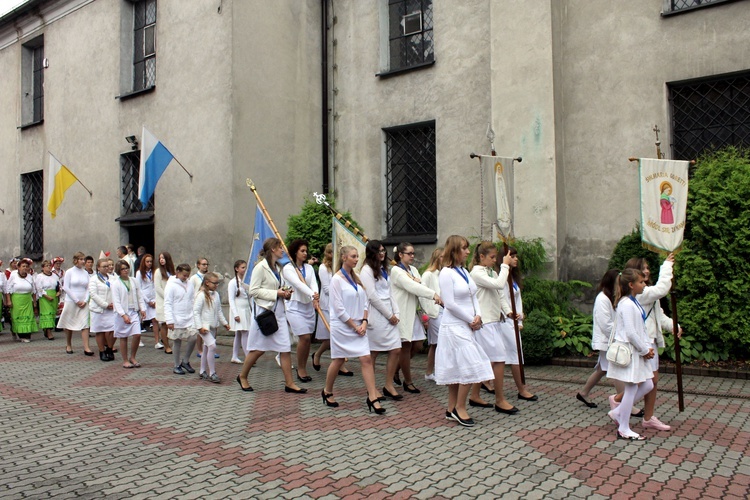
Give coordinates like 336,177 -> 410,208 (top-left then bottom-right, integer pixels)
647,341 -> 659,372
366,305 -> 401,352
114,310 -> 141,338
286,300 -> 316,335
330,319 -> 370,359
411,315 -> 426,342
200,329 -> 216,347
434,321 -> 494,385
230,296 -> 252,332
143,302 -> 156,321
499,320 -> 523,365
57,300 -> 90,331
607,343 -> 654,384
155,296 -> 166,323
168,327 -> 198,341
89,310 -> 115,333
314,308 -> 330,340
596,350 -> 609,372
246,301 -> 291,353
474,321 -> 506,363
427,312 -> 442,345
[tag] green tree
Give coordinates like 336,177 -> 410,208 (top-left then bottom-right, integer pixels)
286,196 -> 364,258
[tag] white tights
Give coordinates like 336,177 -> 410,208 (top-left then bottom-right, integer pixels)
615,379 -> 654,434
232,330 -> 249,359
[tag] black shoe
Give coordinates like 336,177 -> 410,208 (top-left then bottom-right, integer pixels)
366,396 -> 386,414
518,393 -> 538,401
445,411 -> 455,421
173,367 -> 186,375
285,385 -> 308,394
338,370 -> 354,377
402,383 -> 420,394
469,399 -> 493,408
99,351 -> 107,362
236,375 -> 253,392
495,404 -> 519,415
84,350 -> 95,357
106,347 -> 115,361
66,347 -> 74,355
382,387 -> 404,401
631,409 -> 645,418
576,393 -> 598,408
296,369 -> 312,383
321,390 -> 339,407
451,409 -> 475,427
181,362 -> 195,374
393,374 -> 402,386
311,354 -> 321,372
480,382 -> 495,394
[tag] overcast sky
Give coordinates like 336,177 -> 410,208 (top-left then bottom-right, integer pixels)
0,0 -> 27,17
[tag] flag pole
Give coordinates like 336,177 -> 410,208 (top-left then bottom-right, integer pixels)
313,192 -> 369,243
172,157 -> 194,180
246,178 -> 330,331
49,151 -> 93,197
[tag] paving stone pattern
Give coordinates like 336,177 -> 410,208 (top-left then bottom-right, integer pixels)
0,331 -> 748,499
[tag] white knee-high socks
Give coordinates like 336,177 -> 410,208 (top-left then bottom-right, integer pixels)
616,379 -> 654,434
232,331 -> 248,359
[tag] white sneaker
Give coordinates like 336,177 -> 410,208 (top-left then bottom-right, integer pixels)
155,342 -> 164,349
139,341 -> 145,347
642,415 -> 672,431
424,373 -> 435,381
275,353 -> 281,367
231,357 -> 243,364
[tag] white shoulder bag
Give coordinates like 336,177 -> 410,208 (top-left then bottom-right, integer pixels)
605,312 -> 632,368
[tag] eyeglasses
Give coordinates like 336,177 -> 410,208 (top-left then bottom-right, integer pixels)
378,250 -> 386,254
401,252 -> 415,256
207,281 -> 219,285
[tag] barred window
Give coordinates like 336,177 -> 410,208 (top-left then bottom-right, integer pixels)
668,72 -> 750,162
21,171 -> 44,258
387,0 -> 433,73
133,0 -> 156,91
662,0 -> 738,15
120,151 -> 154,215
384,121 -> 437,238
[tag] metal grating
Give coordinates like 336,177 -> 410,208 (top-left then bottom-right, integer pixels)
669,0 -> 726,11
133,0 -> 157,91
21,170 -> 43,257
32,45 -> 43,122
388,0 -> 433,71
384,122 -> 437,237
669,72 -> 750,162
121,151 -> 154,214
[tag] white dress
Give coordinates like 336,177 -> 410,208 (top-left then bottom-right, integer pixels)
591,291 -> 615,371
112,277 -> 144,338
57,266 -> 90,331
154,270 -> 169,322
136,270 -> 157,321
499,282 -> 524,365
434,267 -> 493,385
282,263 -> 318,335
360,264 -> 401,352
420,269 -> 442,346
470,264 -> 509,363
89,273 -> 115,333
606,298 -> 654,384
246,260 -> 291,353
329,272 -> 370,359
227,277 -> 252,331
314,263 -> 332,340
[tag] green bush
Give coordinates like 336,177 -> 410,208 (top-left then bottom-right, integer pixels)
286,195 -> 364,259
522,277 -> 591,318
608,225 -> 662,283
520,310 -> 556,365
674,147 -> 750,357
552,314 -> 594,357
660,332 -> 730,364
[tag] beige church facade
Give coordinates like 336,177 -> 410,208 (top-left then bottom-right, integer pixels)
1,0 -> 748,282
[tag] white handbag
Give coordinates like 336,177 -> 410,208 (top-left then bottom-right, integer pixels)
605,314 -> 632,367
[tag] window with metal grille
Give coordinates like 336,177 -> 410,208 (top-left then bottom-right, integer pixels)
121,151 -> 154,215
662,0 -> 739,15
668,72 -> 750,162
133,0 -> 156,92
21,171 -> 44,258
388,0 -> 433,73
384,121 -> 437,238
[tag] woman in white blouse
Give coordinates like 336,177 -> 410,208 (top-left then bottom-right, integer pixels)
154,252 -> 175,355
435,236 -> 494,427
282,239 -> 320,382
35,260 -> 60,341
135,254 -> 158,348
228,260 -> 251,364
111,260 -> 146,368
390,242 -> 441,394
89,258 -> 116,362
360,240 -> 402,401
323,245 -> 384,414
4,258 -> 38,342
57,252 -> 92,355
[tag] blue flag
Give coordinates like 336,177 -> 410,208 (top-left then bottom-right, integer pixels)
138,126 -> 175,208
244,206 -> 289,284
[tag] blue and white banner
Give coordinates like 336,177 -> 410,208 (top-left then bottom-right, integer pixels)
244,206 -> 289,284
138,126 -> 175,208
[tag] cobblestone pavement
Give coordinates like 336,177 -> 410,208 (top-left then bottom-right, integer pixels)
1,331 -> 748,499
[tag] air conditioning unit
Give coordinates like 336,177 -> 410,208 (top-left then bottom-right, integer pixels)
402,11 -> 422,36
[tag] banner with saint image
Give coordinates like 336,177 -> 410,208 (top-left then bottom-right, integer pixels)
480,155 -> 516,241
638,158 -> 690,253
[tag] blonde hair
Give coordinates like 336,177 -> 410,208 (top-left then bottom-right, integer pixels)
443,235 -> 469,268
201,272 -> 221,307
336,245 -> 362,286
426,247 -> 444,273
322,243 -> 333,270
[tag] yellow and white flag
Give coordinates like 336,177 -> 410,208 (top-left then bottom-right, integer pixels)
480,155 -> 516,241
638,158 -> 690,253
332,217 -> 366,272
47,153 -> 78,219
